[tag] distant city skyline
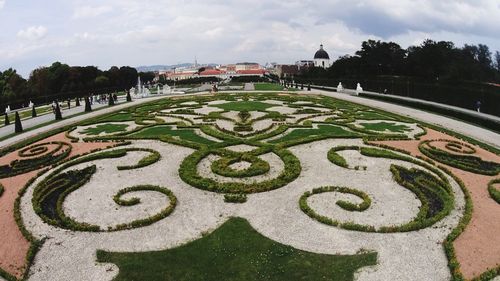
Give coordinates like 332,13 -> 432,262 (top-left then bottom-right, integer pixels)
1,0 -> 499,78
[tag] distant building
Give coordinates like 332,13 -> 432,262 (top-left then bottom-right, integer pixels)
166,63 -> 266,81
313,44 -> 330,68
274,64 -> 299,78
235,62 -> 260,71
295,60 -> 314,71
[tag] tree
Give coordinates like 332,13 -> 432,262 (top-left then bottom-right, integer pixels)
54,102 -> 62,120
84,97 -> 92,112
75,97 -> 80,106
4,113 -> 9,125
14,111 -> 23,133
126,90 -> 132,102
139,72 -> 155,84
32,105 -> 37,117
495,51 -> 500,72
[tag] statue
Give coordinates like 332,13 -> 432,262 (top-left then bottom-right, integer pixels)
337,82 -> 343,93
5,105 -> 10,114
356,83 -> 363,95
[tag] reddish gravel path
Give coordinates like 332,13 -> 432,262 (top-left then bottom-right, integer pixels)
371,128 -> 500,279
0,133 -> 115,278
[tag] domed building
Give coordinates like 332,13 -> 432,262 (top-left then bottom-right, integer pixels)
313,44 -> 331,68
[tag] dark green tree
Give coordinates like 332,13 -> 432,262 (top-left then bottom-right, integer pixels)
75,97 -> 80,106
84,97 -> 92,112
32,105 -> 37,117
126,90 -> 132,102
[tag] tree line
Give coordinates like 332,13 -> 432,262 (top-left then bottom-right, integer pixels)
299,39 -> 500,82
295,39 -> 500,116
0,62 -> 140,112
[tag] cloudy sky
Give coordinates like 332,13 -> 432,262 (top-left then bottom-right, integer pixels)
1,0 -> 499,77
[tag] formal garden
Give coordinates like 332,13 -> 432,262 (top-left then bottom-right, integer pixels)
0,91 -> 498,281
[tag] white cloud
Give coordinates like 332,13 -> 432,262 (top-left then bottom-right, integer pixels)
0,0 -> 5,9
73,5 -> 112,19
17,25 -> 48,41
1,0 -> 500,77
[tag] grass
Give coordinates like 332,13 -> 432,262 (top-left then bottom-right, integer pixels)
129,125 -> 215,145
254,83 -> 284,91
354,111 -> 394,120
96,217 -> 377,281
98,112 -> 134,122
269,125 -> 360,143
81,123 -> 128,135
214,101 -> 275,111
359,122 -> 411,133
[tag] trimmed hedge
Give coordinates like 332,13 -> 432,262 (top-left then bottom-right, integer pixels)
112,185 -> 176,231
0,142 -> 72,179
224,193 -> 247,203
488,178 -> 500,204
211,153 -> 270,178
32,147 -> 169,232
419,140 -> 500,175
179,147 -> 301,194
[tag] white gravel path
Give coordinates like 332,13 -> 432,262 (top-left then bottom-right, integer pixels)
267,106 -> 296,115
193,105 -> 223,115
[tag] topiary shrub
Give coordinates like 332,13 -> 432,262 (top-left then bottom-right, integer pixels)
126,91 -> 132,102
108,94 -> 115,106
75,98 -> 80,107
15,111 -> 23,133
54,103 -> 62,120
4,112 -> 9,125
32,105 -> 37,117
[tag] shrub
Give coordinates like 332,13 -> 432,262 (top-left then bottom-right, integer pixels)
4,112 -> 9,125
54,102 -> 62,120
32,105 -> 37,117
224,193 -> 247,203
488,178 -> 500,204
15,111 -> 23,133
108,94 -> 115,106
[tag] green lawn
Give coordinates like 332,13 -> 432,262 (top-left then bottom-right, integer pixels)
98,112 -> 134,122
97,217 -> 377,281
359,122 -> 411,133
214,101 -> 275,111
129,125 -> 215,145
354,111 -> 394,120
81,123 -> 129,135
270,124 -> 360,143
254,83 -> 284,91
